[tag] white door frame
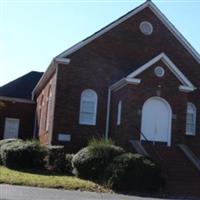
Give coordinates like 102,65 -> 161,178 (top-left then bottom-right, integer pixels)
4,118 -> 20,139
140,97 -> 172,146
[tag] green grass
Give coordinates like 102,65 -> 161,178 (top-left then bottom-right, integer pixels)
0,166 -> 107,192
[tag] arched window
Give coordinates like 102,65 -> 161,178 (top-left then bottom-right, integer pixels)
117,100 -> 122,125
186,103 -> 196,135
79,89 -> 98,125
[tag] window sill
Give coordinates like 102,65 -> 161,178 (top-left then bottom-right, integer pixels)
186,132 -> 196,136
79,123 -> 96,126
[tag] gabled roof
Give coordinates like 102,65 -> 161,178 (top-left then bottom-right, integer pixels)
127,52 -> 195,89
0,71 -> 43,100
33,0 -> 200,95
111,52 -> 196,93
56,1 -> 200,64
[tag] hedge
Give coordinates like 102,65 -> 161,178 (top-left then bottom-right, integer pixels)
105,153 -> 163,191
0,139 -> 22,164
0,140 -> 47,169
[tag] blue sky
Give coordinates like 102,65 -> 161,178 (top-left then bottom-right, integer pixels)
0,0 -> 200,86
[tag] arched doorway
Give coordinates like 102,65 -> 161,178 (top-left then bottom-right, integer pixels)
141,97 -> 172,146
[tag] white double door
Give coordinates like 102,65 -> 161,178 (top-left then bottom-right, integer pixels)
141,97 -> 172,146
4,118 -> 20,139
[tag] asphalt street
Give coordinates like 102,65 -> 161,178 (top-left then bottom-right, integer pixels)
0,184 -> 179,200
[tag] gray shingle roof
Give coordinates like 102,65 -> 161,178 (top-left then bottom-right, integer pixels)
0,71 -> 43,100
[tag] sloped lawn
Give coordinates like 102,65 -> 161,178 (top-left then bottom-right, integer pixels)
0,166 -> 107,192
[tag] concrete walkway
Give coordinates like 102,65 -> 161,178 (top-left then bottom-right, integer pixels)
0,184 -> 180,200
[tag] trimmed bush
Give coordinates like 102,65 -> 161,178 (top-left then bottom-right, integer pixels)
0,140 -> 47,169
0,139 -> 22,164
105,153 -> 162,191
0,139 -> 22,148
46,146 -> 67,173
72,139 -> 125,180
65,154 -> 74,175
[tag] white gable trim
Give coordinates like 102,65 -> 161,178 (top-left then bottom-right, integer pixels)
57,1 -> 149,58
179,85 -> 195,93
110,78 -> 141,92
127,52 -> 196,90
149,3 -> 200,64
57,1 -> 200,64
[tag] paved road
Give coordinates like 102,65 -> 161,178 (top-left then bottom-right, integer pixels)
0,184 -> 178,200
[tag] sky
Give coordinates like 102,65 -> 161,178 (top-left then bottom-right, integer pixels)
0,0 -> 200,86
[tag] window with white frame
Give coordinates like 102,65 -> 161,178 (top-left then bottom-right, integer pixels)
186,102 -> 196,135
117,100 -> 122,125
79,89 -> 98,125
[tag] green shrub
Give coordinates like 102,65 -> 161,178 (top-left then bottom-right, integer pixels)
46,146 -> 67,173
105,153 -> 162,191
88,138 -> 115,147
72,140 -> 125,180
1,140 -> 47,169
0,139 -> 22,148
0,139 -> 22,164
65,154 -> 74,175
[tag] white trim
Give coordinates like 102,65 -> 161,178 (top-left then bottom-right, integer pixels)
179,85 -> 195,93
140,96 -> 172,146
110,78 -> 141,92
0,96 -> 35,104
54,57 -> 71,65
117,100 -> 122,126
127,52 -> 196,90
57,1 -> 200,64
105,88 -> 111,139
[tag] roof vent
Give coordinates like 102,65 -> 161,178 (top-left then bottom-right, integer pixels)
139,21 -> 153,35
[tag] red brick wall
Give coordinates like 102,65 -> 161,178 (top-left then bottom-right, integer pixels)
36,73 -> 57,145
37,7 -> 200,151
0,100 -> 35,140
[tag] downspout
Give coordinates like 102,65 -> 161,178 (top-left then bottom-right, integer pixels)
105,78 -> 140,139
105,87 -> 111,139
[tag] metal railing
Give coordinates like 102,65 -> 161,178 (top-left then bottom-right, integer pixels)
132,126 -> 164,163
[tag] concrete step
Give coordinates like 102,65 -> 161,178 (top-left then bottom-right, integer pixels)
140,143 -> 200,197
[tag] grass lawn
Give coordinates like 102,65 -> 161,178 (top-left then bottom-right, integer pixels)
0,166 -> 107,192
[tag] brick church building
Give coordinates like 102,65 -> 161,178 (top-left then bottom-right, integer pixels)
0,1 -> 200,196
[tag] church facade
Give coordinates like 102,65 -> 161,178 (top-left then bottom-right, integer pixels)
1,1 -> 200,196
33,1 -> 200,153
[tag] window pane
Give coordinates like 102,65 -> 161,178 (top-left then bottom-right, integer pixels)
187,113 -> 194,123
82,101 -> 95,113
80,113 -> 94,124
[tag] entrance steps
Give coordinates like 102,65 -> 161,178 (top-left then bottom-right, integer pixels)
178,144 -> 200,171
131,141 -> 200,197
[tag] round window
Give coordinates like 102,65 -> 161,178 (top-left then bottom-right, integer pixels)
154,66 -> 165,77
139,21 -> 153,35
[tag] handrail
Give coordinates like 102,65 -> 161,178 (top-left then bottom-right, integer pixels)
132,126 -> 164,163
